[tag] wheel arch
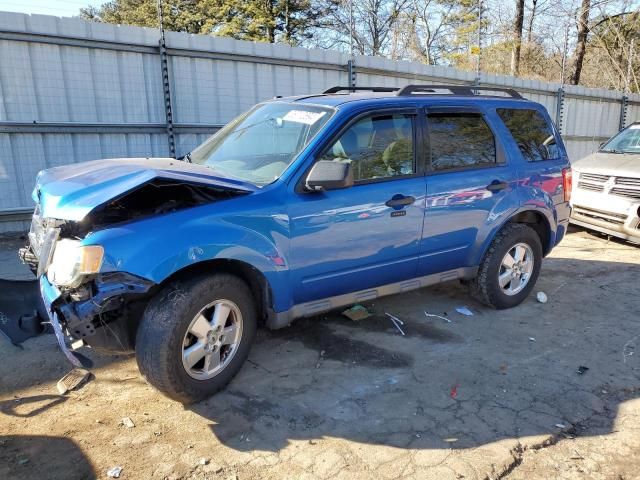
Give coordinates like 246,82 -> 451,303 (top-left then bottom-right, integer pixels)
507,209 -> 553,256
152,258 -> 275,327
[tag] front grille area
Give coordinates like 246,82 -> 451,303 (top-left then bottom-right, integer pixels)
577,172 -> 640,203
577,172 -> 610,194
28,205 -> 45,257
615,176 -> 640,187
577,181 -> 604,192
573,205 -> 627,226
610,187 -> 640,201
580,173 -> 611,183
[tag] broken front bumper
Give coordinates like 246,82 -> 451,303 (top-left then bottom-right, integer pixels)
38,272 -> 155,363
39,274 -> 88,367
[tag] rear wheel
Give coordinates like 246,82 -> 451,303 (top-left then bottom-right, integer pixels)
135,273 -> 257,403
471,223 -> 542,309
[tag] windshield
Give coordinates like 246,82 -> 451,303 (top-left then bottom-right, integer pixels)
600,124 -> 640,154
189,102 -> 334,185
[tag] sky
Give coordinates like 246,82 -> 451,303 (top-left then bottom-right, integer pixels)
0,0 -> 102,18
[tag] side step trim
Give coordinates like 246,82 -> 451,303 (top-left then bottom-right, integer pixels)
268,267 -> 477,329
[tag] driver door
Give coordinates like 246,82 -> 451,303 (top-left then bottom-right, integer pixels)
287,109 -> 427,305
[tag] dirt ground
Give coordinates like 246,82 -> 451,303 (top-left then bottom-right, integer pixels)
0,227 -> 639,480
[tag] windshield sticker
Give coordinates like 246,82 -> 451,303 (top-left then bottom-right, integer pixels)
283,110 -> 326,125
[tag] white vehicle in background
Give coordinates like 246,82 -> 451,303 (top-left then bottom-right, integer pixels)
571,122 -> 640,244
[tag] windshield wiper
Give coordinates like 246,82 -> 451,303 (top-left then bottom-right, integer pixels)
601,149 -> 625,154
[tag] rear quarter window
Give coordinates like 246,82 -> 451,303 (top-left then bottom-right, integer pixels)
497,108 -> 559,161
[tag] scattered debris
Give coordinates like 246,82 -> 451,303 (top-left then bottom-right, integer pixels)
107,466 -> 123,478
199,458 -> 210,466
555,423 -> 566,429
450,384 -> 459,399
424,311 -> 451,323
536,291 -> 548,303
385,313 -> 405,336
56,368 -> 91,395
17,457 -> 29,466
455,307 -> 473,316
553,282 -> 568,294
342,304 -> 370,321
443,437 -> 458,443
499,362 -> 508,375
121,417 -> 135,428
570,449 -> 585,460
529,337 -> 536,342
623,335 -> 637,363
577,365 -> 589,375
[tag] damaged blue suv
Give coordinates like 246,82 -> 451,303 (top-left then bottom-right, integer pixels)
21,85 -> 572,403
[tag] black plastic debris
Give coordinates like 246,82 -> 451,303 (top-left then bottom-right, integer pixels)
0,278 -> 48,345
577,365 -> 589,375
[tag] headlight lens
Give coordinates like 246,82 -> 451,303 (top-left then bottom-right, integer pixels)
47,239 -> 104,288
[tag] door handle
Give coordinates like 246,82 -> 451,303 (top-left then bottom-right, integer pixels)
486,180 -> 508,192
385,194 -> 415,208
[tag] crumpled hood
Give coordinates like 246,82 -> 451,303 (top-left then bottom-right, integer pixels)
572,151 -> 640,177
34,157 -> 256,221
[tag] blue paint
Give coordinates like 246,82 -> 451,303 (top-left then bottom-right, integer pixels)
34,94 -> 571,316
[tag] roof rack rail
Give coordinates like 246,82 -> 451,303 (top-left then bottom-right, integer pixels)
323,86 -> 400,94
396,84 -> 523,99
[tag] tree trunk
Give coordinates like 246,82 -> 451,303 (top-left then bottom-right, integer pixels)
527,0 -> 538,43
510,0 -> 525,76
570,0 -> 591,85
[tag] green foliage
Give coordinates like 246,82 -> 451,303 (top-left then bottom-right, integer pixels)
80,0 -> 330,44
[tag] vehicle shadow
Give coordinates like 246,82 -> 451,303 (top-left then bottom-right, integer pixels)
0,434 -> 95,480
188,255 -> 640,452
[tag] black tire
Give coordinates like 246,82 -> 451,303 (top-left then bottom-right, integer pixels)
470,223 -> 543,309
135,273 -> 257,403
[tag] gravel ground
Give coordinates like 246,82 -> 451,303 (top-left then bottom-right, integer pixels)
0,226 -> 638,480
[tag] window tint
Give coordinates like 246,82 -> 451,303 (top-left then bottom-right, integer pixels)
428,113 -> 496,170
497,108 -> 559,161
319,113 -> 415,181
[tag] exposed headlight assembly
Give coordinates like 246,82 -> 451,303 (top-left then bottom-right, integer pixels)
47,239 -> 104,288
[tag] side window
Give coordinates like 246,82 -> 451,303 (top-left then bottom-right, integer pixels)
319,113 -> 415,181
497,108 -> 559,161
428,113 -> 497,170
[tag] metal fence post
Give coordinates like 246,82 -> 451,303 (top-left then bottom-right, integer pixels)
619,95 -> 628,131
555,87 -> 565,134
348,59 -> 356,90
159,37 -> 176,158
158,0 -> 176,158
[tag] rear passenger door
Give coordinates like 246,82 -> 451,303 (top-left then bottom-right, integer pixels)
418,107 -> 519,276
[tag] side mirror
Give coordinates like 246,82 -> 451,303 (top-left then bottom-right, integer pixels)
305,160 -> 354,192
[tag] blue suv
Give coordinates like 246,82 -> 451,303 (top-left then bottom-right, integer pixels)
21,85 -> 572,403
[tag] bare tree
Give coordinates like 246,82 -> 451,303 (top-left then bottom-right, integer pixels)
527,0 -> 538,42
569,0 -> 591,84
511,0 -> 526,75
401,0 -> 455,64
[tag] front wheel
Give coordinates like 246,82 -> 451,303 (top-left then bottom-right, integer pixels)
135,273 -> 257,403
471,223 -> 543,309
